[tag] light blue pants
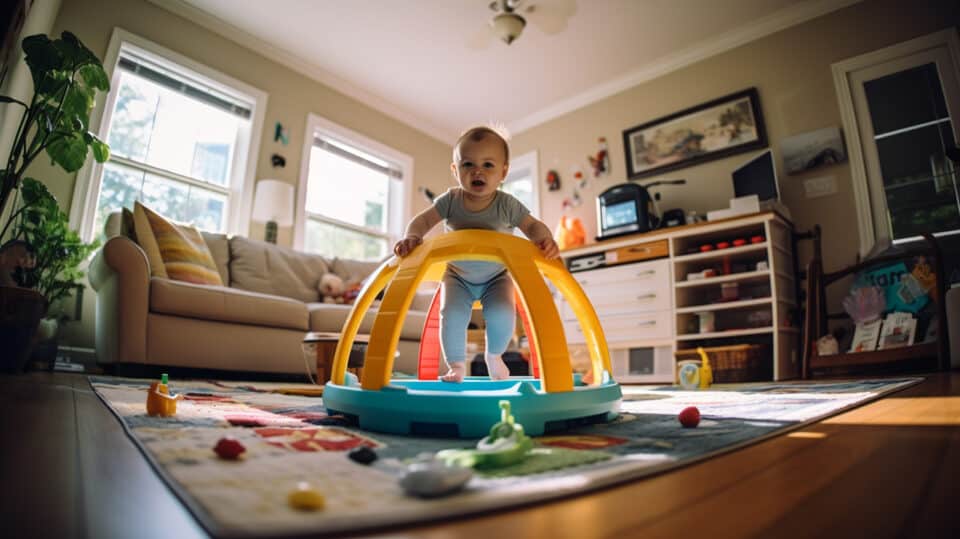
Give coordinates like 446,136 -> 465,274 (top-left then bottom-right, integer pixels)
440,270 -> 516,364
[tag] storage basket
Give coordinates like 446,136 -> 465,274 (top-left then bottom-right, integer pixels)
674,343 -> 771,383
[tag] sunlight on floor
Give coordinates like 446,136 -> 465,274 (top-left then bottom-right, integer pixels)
823,396 -> 960,426
786,431 -> 828,439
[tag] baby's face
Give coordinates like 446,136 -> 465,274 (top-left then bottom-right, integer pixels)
452,136 -> 508,198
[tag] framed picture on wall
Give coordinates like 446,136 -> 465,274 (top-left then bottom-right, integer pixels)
622,87 -> 767,180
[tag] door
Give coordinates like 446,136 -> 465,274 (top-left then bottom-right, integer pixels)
849,43 -> 960,244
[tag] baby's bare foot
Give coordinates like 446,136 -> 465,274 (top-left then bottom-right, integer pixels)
440,362 -> 466,383
485,354 -> 510,381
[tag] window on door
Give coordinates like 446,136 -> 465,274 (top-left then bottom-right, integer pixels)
297,116 -> 411,261
75,31 -> 265,240
836,30 -> 960,252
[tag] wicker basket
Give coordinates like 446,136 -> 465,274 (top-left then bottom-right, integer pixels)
674,343 -> 771,383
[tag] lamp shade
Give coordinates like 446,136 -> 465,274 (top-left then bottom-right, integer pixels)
252,179 -> 294,226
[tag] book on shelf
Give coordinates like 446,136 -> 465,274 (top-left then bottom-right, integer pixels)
878,312 -> 916,350
849,318 -> 882,353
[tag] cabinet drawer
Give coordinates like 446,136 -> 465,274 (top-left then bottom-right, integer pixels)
606,239 -> 669,265
570,258 -> 670,288
564,311 -> 672,344
561,284 -> 670,320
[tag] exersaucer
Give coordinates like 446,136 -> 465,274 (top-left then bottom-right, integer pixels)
322,229 -> 621,438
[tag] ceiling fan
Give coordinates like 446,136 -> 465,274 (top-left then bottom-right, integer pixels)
468,0 -> 577,48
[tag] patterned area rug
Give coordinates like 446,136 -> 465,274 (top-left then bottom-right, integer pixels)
90,376 -> 920,538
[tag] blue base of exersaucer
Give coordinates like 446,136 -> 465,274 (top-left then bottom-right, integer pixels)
323,374 -> 623,438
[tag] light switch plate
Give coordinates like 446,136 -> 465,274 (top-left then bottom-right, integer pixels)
804,176 -> 837,198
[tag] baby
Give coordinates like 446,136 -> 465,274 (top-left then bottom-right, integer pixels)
394,126 -> 560,382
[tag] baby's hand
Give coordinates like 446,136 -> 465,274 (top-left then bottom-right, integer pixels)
536,237 -> 560,260
393,236 -> 422,257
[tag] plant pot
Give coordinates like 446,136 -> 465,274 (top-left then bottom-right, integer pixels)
0,285 -> 48,373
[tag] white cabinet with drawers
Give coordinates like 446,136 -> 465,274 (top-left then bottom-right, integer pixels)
556,211 -> 798,383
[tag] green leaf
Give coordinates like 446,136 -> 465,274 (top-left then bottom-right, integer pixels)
62,85 -> 93,127
87,133 -> 110,163
22,34 -> 60,86
46,133 -> 88,172
78,64 -> 110,92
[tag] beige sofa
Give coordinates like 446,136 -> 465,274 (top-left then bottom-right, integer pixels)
88,229 -> 431,377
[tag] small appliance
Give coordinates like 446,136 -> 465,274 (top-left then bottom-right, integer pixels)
596,180 -> 686,241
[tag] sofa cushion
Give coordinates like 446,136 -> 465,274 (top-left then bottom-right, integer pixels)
132,202 -> 168,278
151,277 -> 308,331
307,303 -> 427,341
135,202 -> 223,286
201,232 -> 230,285
229,236 -> 330,303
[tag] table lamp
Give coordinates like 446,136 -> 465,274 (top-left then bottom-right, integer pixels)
252,179 -> 294,243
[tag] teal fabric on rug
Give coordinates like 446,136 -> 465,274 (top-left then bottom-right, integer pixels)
89,376 -> 920,538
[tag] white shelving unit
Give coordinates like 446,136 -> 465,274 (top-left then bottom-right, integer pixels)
556,211 -> 799,382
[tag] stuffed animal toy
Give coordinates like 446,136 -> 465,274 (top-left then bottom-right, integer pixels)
319,273 -> 347,304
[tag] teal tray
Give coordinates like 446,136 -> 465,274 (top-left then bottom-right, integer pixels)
323,375 -> 622,438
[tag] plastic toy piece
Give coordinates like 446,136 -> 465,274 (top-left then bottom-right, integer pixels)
696,347 -> 713,389
677,362 -> 700,390
323,230 -> 621,438
679,406 -> 701,428
437,400 -> 534,469
348,446 -> 378,465
146,373 -> 182,417
331,230 -> 610,392
214,437 -> 246,460
398,459 -> 473,498
750,235 -> 765,244
288,482 -> 325,511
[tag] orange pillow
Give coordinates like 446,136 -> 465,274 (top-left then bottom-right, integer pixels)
133,202 -> 223,286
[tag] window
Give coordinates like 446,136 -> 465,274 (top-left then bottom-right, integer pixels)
834,29 -> 960,253
296,115 -> 411,261
71,30 -> 266,240
501,150 -> 540,222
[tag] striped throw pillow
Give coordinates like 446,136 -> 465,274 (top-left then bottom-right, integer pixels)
134,202 -> 224,286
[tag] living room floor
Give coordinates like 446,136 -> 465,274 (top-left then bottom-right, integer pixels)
2,370 -> 957,538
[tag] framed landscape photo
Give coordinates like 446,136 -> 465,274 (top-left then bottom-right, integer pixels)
623,87 -> 767,180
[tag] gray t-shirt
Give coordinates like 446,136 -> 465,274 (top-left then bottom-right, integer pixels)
433,187 -> 530,284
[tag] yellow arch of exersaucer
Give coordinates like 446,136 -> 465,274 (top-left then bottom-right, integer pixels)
329,229 -> 611,393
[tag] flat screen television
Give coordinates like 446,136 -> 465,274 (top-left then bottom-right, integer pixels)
732,149 -> 779,202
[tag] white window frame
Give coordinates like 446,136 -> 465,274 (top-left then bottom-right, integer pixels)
69,28 -> 268,240
504,149 -> 541,218
832,28 -> 960,256
294,113 -> 413,252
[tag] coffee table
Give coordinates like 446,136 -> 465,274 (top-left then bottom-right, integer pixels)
302,332 -> 369,384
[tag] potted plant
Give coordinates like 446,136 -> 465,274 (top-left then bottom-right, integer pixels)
0,31 -> 110,372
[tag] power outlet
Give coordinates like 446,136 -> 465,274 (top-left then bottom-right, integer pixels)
803,176 -> 837,198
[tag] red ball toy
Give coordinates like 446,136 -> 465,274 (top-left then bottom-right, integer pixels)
214,437 -> 246,459
678,406 -> 701,428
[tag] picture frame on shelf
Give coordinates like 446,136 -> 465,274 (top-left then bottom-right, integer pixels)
622,87 -> 767,180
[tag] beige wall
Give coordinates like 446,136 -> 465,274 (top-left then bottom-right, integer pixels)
43,0 -> 452,349
512,0 -> 959,275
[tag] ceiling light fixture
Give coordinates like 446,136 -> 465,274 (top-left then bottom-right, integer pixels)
489,0 -> 527,45
491,12 -> 526,45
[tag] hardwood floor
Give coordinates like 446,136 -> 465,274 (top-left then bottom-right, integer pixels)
1,371 -> 957,538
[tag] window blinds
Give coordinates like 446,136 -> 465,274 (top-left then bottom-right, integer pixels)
117,55 -> 252,119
